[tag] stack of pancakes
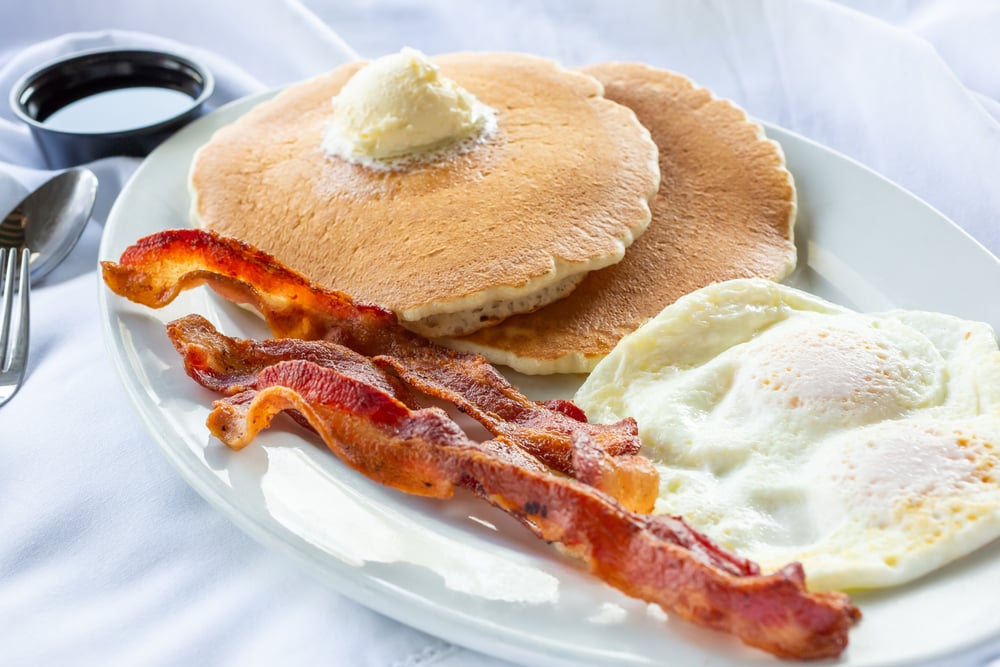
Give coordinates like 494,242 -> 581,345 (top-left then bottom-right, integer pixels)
190,54 -> 797,375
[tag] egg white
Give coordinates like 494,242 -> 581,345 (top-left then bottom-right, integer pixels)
575,278 -> 1000,591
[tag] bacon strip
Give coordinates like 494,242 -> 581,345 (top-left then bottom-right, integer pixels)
204,356 -> 859,659
102,229 -> 657,513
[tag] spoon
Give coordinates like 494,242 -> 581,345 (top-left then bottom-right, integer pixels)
0,168 -> 98,283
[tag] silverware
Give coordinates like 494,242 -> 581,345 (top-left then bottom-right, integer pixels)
0,247 -> 30,407
0,168 -> 98,283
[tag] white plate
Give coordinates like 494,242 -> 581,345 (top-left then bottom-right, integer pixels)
99,93 -> 1000,667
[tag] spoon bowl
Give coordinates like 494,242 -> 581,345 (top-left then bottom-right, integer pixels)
0,168 -> 98,283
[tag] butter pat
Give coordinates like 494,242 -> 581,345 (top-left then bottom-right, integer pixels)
323,48 -> 496,166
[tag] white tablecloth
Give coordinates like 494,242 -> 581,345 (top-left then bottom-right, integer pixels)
1,1 -> 999,665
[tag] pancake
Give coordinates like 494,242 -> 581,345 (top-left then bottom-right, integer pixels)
189,53 -> 660,337
445,62 -> 797,374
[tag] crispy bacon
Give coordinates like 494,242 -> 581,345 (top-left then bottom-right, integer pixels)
102,229 -> 657,513
203,355 -> 859,660
101,229 -> 862,658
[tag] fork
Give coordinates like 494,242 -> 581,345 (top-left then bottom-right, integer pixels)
0,247 -> 30,407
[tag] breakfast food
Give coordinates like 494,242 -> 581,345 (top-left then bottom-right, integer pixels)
446,62 -> 797,374
575,278 -> 1000,591
189,50 -> 660,338
101,230 -> 861,660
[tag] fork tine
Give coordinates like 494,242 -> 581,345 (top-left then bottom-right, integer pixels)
7,248 -> 30,372
0,248 -> 14,360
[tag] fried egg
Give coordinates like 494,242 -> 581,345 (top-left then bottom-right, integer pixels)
574,278 -> 1000,591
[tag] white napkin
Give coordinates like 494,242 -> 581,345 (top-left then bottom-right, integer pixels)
2,1 -> 999,666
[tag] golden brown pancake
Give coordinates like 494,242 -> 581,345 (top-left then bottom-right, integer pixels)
446,62 -> 797,374
189,53 -> 659,337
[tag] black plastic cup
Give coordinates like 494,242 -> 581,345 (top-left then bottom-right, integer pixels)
9,48 -> 214,168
